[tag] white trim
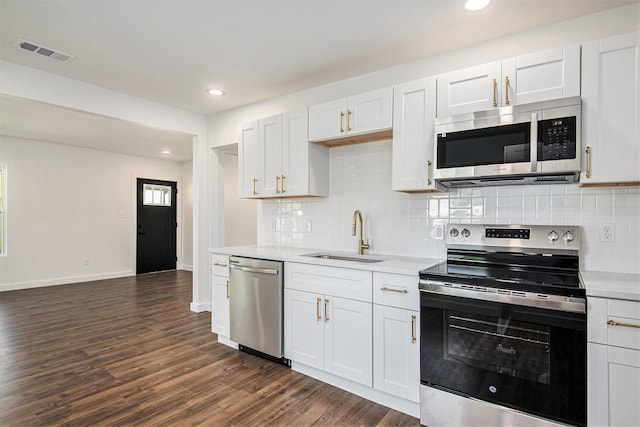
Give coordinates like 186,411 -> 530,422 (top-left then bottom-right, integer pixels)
189,301 -> 212,313
0,270 -> 133,292
0,163 -> 6,257
290,362 -> 420,418
181,264 -> 193,271
217,335 -> 239,349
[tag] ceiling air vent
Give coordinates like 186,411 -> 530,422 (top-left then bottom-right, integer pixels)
16,39 -> 74,63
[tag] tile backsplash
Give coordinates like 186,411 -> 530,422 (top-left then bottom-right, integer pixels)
257,140 -> 640,274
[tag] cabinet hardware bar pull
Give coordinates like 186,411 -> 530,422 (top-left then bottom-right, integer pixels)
253,178 -> 258,195
381,287 -> 409,294
427,160 -> 432,186
586,146 -> 592,178
347,109 -> 352,131
281,175 -> 286,193
226,280 -> 230,299
324,298 -> 329,322
276,176 -> 280,194
339,111 -> 345,133
316,297 -> 322,321
492,79 -> 498,107
213,262 -> 228,267
411,315 -> 417,343
608,319 -> 640,329
504,76 -> 510,105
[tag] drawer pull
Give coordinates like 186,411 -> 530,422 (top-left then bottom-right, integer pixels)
381,287 -> 409,294
316,297 -> 322,321
213,262 -> 228,267
608,319 -> 640,329
324,299 -> 329,322
226,280 -> 230,299
411,315 -> 417,344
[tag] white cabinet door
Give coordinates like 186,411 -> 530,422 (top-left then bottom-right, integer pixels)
308,87 -> 393,142
373,305 -> 419,402
502,44 -> 580,106
437,61 -> 501,117
324,296 -> 373,386
282,108 -> 309,197
347,87 -> 393,136
238,120 -> 261,198
308,98 -> 347,141
284,289 -> 324,370
581,32 -> 640,186
211,274 -> 230,337
260,114 -> 283,197
392,77 -> 438,192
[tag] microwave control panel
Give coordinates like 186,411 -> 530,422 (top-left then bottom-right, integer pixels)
538,116 -> 577,161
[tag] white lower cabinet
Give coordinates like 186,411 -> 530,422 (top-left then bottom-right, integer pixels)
211,253 -> 230,338
587,296 -> 640,426
285,263 -> 373,386
373,304 -> 419,402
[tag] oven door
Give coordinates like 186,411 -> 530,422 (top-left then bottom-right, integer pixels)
420,290 -> 586,426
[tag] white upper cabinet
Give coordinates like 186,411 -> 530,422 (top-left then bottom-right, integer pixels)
581,32 -> 640,186
392,77 -> 438,192
436,44 -> 580,117
239,107 -> 329,199
308,87 -> 393,142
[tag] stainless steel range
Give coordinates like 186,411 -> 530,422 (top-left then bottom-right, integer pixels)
419,224 -> 586,427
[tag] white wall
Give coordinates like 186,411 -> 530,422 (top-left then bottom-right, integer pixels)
0,61 -> 209,311
258,141 -> 640,274
181,160 -> 193,270
0,135 -> 186,291
207,4 -> 640,275
223,151 -> 257,246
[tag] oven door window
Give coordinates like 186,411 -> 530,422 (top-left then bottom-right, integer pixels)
436,122 -> 531,169
420,292 -> 586,427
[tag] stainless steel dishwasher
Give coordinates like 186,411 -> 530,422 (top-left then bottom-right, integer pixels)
228,256 -> 289,365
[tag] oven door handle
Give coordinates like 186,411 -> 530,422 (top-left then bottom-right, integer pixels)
419,281 -> 585,314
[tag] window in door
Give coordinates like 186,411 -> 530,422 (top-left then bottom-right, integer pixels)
143,183 -> 172,207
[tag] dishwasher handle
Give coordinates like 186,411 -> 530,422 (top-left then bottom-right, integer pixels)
229,264 -> 279,275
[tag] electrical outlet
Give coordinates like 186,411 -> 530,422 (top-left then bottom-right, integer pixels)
433,223 -> 444,240
599,223 -> 615,243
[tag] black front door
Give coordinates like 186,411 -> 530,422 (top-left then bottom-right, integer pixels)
136,178 -> 177,274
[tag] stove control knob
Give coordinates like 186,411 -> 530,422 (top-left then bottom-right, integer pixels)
563,231 -> 574,244
450,228 -> 459,237
548,230 -> 559,242
461,228 -> 471,238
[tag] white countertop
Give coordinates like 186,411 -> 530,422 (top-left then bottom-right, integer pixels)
210,245 -> 441,276
581,270 -> 640,302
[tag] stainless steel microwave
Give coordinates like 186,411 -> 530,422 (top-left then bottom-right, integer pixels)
434,97 -> 581,188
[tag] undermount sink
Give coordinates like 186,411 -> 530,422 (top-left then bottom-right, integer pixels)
302,252 -> 386,264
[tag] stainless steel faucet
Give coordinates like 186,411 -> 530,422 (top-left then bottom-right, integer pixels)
352,210 -> 370,255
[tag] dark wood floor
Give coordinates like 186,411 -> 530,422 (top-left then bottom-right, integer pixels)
0,271 -> 419,426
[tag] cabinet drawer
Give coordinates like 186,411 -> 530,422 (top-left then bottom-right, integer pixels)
286,262 -> 372,302
212,253 -> 230,277
373,272 -> 419,311
588,297 -> 640,350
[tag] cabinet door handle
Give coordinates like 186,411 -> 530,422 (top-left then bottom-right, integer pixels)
226,280 -> 230,299
608,319 -> 640,329
381,286 -> 409,294
427,160 -> 432,186
492,79 -> 498,107
339,111 -> 345,133
504,76 -> 510,105
253,178 -> 258,195
411,315 -> 417,343
586,146 -> 592,178
316,297 -> 322,321
276,175 -> 281,194
347,109 -> 352,131
324,298 -> 330,322
213,262 -> 227,267
281,175 -> 286,193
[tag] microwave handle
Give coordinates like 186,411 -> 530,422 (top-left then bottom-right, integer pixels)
530,112 -> 538,173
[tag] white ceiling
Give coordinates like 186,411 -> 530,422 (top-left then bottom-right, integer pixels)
0,0 -> 636,160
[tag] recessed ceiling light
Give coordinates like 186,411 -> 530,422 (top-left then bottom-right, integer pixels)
465,0 -> 490,11
208,89 -> 225,96
161,150 -> 171,155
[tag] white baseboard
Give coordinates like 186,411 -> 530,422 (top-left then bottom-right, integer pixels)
181,264 -> 193,271
291,362 -> 420,418
0,270 -> 134,292
190,301 -> 211,312
217,335 -> 239,349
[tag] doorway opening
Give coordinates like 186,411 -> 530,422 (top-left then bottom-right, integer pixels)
137,178 -> 178,274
